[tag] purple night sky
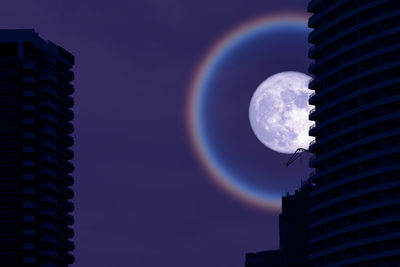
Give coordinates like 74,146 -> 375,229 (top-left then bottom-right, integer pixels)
1,1 -> 311,266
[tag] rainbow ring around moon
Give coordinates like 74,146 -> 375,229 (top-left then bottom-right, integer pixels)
186,12 -> 309,212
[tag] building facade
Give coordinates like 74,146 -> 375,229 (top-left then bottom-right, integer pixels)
279,183 -> 311,266
245,183 -> 311,267
0,30 -> 75,265
307,0 -> 400,266
245,250 -> 282,267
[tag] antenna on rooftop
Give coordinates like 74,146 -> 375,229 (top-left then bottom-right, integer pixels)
286,148 -> 311,167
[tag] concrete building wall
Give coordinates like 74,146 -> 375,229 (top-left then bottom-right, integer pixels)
307,1 -> 400,265
0,30 -> 75,266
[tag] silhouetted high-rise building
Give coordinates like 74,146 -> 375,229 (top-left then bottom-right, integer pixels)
245,183 -> 311,267
279,183 -> 311,266
307,0 -> 400,265
0,30 -> 75,265
245,250 -> 282,267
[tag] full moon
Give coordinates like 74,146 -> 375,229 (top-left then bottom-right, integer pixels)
249,71 -> 314,154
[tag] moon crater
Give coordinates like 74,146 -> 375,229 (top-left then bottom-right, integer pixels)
249,71 -> 314,154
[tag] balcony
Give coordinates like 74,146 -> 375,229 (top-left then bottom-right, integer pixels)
57,68 -> 74,82
309,45 -> 315,56
57,82 -> 74,95
309,232 -> 400,260
57,225 -> 74,238
309,61 -> 317,73
40,74 -> 57,84
22,89 -> 34,97
22,174 -> 34,181
22,215 -> 35,222
309,10 -> 400,61
41,98 -> 74,121
22,63 -> 35,70
58,212 -> 74,225
23,257 -> 36,264
22,202 -> 36,209
311,144 -> 400,183
307,0 -> 324,13
22,76 -> 35,84
23,229 -> 36,236
40,127 -> 74,147
57,186 -> 74,199
40,155 -> 74,173
40,181 -> 57,191
23,243 -> 35,250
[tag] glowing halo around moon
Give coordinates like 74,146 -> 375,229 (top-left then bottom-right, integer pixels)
186,12 -> 310,211
249,71 -> 314,154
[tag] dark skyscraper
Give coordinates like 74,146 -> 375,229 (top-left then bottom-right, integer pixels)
244,183 -> 311,267
245,250 -> 282,267
0,30 -> 75,265
279,183 -> 310,266
308,0 -> 400,266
